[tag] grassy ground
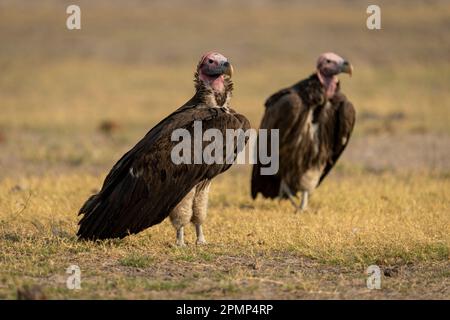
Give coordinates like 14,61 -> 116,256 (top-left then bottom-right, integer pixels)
0,0 -> 449,299
1,171 -> 449,299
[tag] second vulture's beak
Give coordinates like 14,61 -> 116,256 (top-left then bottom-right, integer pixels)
222,61 -> 233,78
341,60 -> 353,77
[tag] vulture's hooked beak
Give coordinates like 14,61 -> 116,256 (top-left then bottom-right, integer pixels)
341,61 -> 353,77
222,61 -> 233,78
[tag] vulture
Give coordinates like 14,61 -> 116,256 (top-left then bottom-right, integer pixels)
78,52 -> 250,245
251,52 -> 355,211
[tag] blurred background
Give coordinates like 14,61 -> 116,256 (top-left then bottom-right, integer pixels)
0,0 -> 449,179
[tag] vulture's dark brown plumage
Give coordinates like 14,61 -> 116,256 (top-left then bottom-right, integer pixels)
78,53 -> 250,240
251,53 -> 355,210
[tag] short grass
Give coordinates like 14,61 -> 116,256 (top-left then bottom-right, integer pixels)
0,170 -> 449,299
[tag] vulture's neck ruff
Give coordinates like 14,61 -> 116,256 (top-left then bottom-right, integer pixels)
317,71 -> 339,99
295,74 -> 341,108
194,71 -> 233,108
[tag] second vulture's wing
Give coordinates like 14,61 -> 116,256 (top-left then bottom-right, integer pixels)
318,93 -> 355,185
251,88 -> 306,198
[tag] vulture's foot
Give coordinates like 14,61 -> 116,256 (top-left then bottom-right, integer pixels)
280,180 -> 300,211
176,241 -> 187,247
196,238 -> 207,245
195,224 -> 207,245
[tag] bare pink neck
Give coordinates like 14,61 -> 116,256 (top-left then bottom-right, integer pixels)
317,71 -> 339,99
198,72 -> 225,93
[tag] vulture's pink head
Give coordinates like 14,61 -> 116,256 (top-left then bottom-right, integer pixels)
316,52 -> 353,78
316,52 -> 353,98
197,52 -> 233,92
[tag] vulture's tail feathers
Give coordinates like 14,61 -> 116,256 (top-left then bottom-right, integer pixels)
77,194 -> 112,240
78,194 -> 100,216
251,163 -> 281,199
77,176 -> 153,240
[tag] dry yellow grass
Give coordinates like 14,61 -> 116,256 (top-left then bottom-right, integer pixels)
0,0 -> 449,299
0,170 -> 449,299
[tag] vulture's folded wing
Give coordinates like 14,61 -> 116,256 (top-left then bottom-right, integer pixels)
78,106 -> 250,240
251,89 -> 306,198
318,93 -> 356,185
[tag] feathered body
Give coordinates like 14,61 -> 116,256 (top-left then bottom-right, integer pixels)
251,53 -> 355,210
78,52 -> 250,243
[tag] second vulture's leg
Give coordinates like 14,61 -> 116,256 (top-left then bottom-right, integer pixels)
279,180 -> 300,211
192,180 -> 211,245
300,191 -> 309,211
169,188 -> 195,247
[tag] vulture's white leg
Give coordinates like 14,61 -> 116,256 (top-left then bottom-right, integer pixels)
169,188 -> 195,246
192,181 -> 211,245
280,180 -> 299,211
176,227 -> 186,247
195,224 -> 206,245
300,191 -> 309,211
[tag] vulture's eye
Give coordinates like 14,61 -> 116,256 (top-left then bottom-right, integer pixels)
208,59 -> 214,64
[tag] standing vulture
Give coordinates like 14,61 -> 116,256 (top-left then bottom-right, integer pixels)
251,52 -> 355,211
78,52 -> 250,245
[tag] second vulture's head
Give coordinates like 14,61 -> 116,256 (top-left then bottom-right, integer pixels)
195,52 -> 233,97
316,52 -> 353,98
